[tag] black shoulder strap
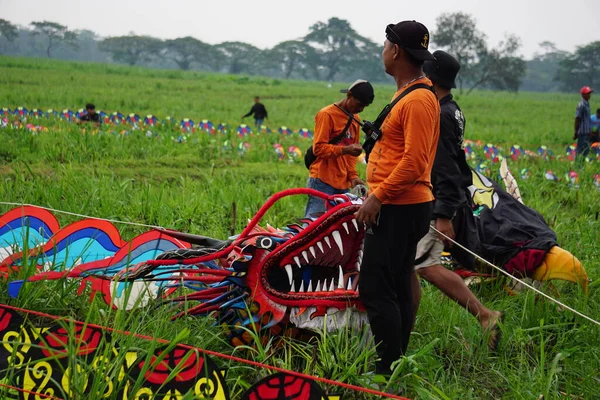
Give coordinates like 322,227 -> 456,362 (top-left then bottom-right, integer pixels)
329,113 -> 354,145
372,83 -> 433,130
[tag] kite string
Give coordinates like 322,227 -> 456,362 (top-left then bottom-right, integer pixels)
429,225 -> 600,328
0,201 -> 165,230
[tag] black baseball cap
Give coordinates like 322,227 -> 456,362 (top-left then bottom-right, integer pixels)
423,50 -> 460,88
340,79 -> 375,105
386,20 -> 435,61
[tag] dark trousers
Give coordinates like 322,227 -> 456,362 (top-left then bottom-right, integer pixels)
359,201 -> 433,374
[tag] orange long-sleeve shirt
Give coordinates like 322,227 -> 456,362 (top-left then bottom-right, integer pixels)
309,104 -> 361,190
367,78 -> 440,205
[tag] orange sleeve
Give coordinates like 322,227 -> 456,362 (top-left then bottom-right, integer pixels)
313,110 -> 343,158
373,99 -> 437,202
346,120 -> 360,181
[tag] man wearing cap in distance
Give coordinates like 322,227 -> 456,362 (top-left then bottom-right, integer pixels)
355,21 -> 439,377
241,96 -> 269,130
413,50 -> 503,350
304,80 -> 374,218
574,86 -> 593,159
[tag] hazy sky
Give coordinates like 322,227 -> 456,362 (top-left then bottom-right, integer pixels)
2,0 -> 599,59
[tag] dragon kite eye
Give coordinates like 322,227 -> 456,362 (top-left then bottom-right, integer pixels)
259,237 -> 274,249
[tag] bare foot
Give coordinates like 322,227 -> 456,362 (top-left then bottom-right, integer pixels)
481,311 -> 504,351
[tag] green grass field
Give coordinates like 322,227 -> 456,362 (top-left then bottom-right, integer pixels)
0,56 -> 599,399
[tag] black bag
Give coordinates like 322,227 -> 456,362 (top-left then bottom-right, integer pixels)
363,83 -> 434,162
304,113 -> 354,169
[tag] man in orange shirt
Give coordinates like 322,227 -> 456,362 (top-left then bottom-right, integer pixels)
356,20 -> 439,376
304,80 -> 374,218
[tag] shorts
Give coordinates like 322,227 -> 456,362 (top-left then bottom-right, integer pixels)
414,221 -> 444,270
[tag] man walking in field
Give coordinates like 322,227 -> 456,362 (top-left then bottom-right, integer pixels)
412,50 -> 503,350
304,80 -> 374,218
241,96 -> 269,130
356,20 -> 439,378
574,86 -> 593,159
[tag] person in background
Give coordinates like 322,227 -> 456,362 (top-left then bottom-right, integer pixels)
574,86 -> 593,159
413,50 -> 503,351
77,103 -> 101,126
304,80 -> 374,218
590,108 -> 600,144
241,96 -> 269,129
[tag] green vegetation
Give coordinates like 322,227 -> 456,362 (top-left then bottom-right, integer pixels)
0,57 -> 599,399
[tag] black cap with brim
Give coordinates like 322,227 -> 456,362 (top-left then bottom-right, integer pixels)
386,21 -> 435,61
423,50 -> 460,88
340,79 -> 375,105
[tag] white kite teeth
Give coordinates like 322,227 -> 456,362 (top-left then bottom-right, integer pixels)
309,246 -> 316,258
315,281 -> 322,292
285,264 -> 293,285
317,241 -> 324,253
352,219 -> 359,231
338,266 -> 344,289
299,281 -> 305,292
294,256 -> 302,268
302,251 -> 309,263
342,222 -> 349,234
290,280 -> 295,292
347,278 -> 353,291
332,230 -> 344,255
307,280 -> 313,292
329,279 -> 335,292
324,236 -> 331,248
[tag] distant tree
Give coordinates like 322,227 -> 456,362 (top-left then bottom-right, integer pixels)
98,35 -> 162,66
432,12 -> 487,93
267,40 -> 320,79
30,21 -> 78,58
521,41 -> 568,92
304,17 -> 377,81
214,41 -> 263,74
0,19 -> 18,43
163,37 -> 213,70
467,35 -> 526,94
555,41 -> 600,92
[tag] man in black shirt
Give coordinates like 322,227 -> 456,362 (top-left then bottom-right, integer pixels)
412,51 -> 503,350
77,103 -> 101,126
241,96 -> 268,129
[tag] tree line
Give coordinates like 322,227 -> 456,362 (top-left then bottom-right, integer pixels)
0,14 -> 597,93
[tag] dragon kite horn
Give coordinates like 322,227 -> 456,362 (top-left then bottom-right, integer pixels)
531,246 -> 589,293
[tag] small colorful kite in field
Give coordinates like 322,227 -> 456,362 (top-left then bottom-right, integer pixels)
0,108 -> 10,117
46,109 -> 59,118
476,163 -> 490,176
483,143 -> 500,160
222,140 -> 233,151
110,112 -> 124,124
75,108 -> 86,119
298,128 -> 313,138
237,124 -> 252,137
1,118 -> 8,128
13,107 -> 28,119
127,113 -> 141,125
97,111 -> 110,124
287,146 -> 302,158
566,170 -> 579,187
258,124 -> 271,134
464,143 -> 475,160
538,146 -> 553,160
273,143 -> 285,159
593,174 -> 600,189
237,141 -> 251,155
218,123 -> 228,134
278,126 -> 292,135
566,144 -> 577,161
544,170 -> 558,181
144,114 -> 158,126
180,118 -> 195,132
198,119 -> 215,134
60,109 -> 75,121
29,109 -> 44,118
510,145 -> 525,161
520,168 -> 531,180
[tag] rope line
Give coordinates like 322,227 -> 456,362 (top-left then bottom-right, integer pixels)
429,225 -> 600,327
